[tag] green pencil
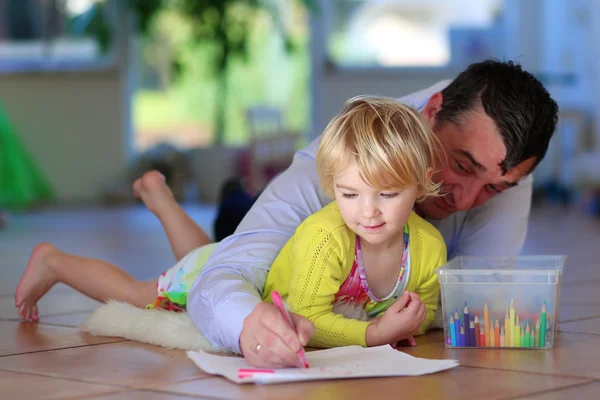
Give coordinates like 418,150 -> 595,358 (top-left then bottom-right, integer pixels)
540,302 -> 547,348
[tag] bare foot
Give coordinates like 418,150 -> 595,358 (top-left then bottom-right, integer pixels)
132,170 -> 176,216
15,243 -> 59,321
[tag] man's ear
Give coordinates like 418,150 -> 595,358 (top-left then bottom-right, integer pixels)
422,92 -> 443,126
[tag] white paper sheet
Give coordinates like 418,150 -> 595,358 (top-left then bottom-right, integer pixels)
187,345 -> 459,384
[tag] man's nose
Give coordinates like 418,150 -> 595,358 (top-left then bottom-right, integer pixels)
453,184 -> 482,211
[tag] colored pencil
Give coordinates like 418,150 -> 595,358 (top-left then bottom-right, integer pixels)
500,326 -> 505,347
540,302 -> 547,348
454,310 -> 460,346
474,315 -> 480,347
449,315 -> 457,346
464,304 -> 470,346
535,320 -> 540,348
514,316 -> 520,348
469,319 -> 476,347
509,298 -> 516,346
504,308 -> 510,348
479,326 -> 485,347
520,328 -> 525,347
530,328 -> 535,348
525,323 -> 531,348
484,302 -> 490,347
459,325 -> 465,347
494,318 -> 500,347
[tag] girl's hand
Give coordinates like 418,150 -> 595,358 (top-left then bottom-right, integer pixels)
366,292 -> 426,347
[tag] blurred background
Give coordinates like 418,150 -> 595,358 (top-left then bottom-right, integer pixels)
0,0 -> 599,240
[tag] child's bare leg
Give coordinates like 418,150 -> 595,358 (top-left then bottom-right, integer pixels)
15,243 -> 157,321
133,171 -> 212,260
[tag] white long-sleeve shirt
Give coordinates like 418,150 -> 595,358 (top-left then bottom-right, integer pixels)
187,80 -> 533,353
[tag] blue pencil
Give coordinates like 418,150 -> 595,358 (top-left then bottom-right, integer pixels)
459,325 -> 465,347
453,310 -> 460,344
449,315 -> 457,346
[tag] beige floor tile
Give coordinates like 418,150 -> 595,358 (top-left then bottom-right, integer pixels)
79,390 -> 212,399
401,332 -> 600,379
559,316 -> 600,334
0,341 -> 210,388
0,369 -> 119,400
151,368 -> 588,400
0,291 -> 100,319
558,303 -> 600,322
520,381 -> 600,399
0,320 -> 124,357
560,284 -> 600,306
39,311 -> 93,328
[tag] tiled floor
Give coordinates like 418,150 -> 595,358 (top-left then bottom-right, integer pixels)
2,202 -> 600,399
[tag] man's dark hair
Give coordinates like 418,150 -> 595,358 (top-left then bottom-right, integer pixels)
436,59 -> 559,174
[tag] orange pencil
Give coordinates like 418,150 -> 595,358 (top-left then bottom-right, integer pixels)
474,315 -> 480,347
484,302 -> 490,347
494,318 -> 500,346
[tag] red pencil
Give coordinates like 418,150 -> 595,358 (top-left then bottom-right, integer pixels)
474,315 -> 480,347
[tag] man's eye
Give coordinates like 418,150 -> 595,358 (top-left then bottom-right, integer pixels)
456,162 -> 466,172
488,184 -> 502,194
342,193 -> 357,199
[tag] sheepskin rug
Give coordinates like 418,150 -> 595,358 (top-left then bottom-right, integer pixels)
80,300 -> 228,353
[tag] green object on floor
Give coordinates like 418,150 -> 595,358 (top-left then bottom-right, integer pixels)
0,103 -> 54,208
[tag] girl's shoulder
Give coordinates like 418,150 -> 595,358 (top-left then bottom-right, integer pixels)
407,211 -> 446,250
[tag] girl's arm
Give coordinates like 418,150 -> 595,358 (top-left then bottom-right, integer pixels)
286,225 -> 372,348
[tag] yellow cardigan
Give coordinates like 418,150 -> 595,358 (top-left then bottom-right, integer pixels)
262,201 -> 447,348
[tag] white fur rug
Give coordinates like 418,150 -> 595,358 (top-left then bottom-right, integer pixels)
80,300 -> 228,353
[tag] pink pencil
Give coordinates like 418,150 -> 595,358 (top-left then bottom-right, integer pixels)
271,291 -> 310,368
238,368 -> 275,379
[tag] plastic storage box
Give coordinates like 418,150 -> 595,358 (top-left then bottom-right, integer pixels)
435,256 -> 565,349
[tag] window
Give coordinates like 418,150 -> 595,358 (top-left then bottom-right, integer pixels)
328,0 -> 505,68
0,0 -> 116,72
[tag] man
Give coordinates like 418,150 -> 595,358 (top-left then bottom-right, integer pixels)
164,60 -> 557,367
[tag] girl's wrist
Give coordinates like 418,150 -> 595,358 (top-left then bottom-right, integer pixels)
366,322 -> 383,346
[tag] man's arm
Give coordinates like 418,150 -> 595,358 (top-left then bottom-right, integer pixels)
187,138 -> 330,353
455,175 -> 533,257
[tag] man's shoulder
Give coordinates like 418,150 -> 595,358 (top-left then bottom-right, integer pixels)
298,201 -> 349,234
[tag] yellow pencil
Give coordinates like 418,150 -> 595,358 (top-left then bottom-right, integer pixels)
514,315 -> 521,347
509,298 -> 516,346
484,302 -> 490,347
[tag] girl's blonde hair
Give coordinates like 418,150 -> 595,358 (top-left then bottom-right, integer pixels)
316,96 -> 441,201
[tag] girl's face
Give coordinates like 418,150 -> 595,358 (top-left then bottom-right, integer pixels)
333,160 -> 419,247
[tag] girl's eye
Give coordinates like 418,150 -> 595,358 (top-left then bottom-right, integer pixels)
381,193 -> 399,199
342,193 -> 357,199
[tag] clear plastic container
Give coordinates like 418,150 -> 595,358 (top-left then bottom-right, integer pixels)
435,256 -> 565,349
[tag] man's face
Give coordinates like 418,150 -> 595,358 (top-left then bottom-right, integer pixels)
416,93 -> 536,220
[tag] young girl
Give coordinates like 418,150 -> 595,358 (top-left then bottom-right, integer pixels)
15,97 -> 446,349
262,97 -> 446,348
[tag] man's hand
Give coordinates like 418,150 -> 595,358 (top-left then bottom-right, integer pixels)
240,302 -> 315,368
